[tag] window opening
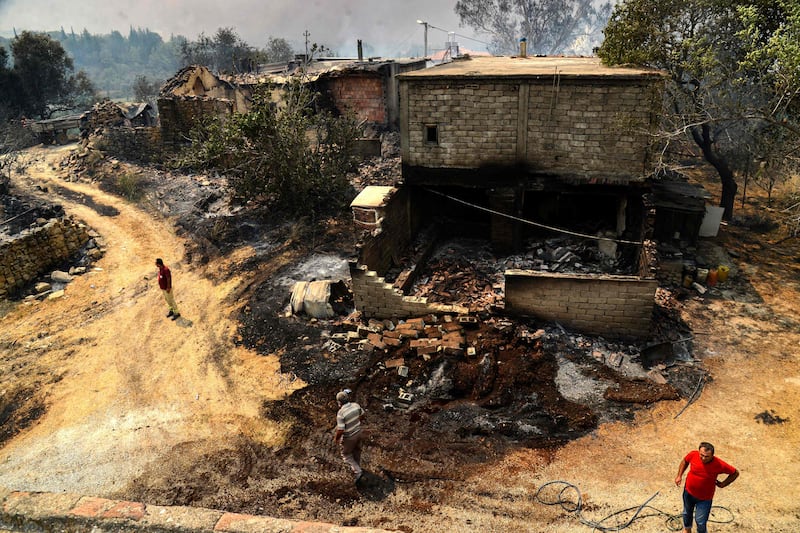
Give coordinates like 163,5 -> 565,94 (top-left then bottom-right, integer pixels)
425,124 -> 439,144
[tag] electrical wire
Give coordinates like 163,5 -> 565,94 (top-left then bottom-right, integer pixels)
423,188 -> 644,245
534,480 -> 735,531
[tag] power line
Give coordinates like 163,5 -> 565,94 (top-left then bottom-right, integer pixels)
424,188 -> 643,245
423,22 -> 491,49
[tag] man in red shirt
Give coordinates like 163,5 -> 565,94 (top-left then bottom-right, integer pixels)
155,258 -> 180,320
675,442 -> 739,533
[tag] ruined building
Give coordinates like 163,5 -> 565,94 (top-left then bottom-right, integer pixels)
157,58 -> 426,151
350,56 -> 667,339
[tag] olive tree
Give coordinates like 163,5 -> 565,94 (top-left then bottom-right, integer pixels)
599,0 -> 800,219
455,0 -> 612,55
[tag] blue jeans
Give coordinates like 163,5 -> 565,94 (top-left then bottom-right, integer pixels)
683,489 -> 713,533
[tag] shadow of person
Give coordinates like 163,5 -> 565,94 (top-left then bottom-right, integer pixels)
355,470 -> 395,501
174,316 -> 193,328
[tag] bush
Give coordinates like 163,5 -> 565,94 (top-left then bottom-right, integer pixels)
175,81 -> 360,217
116,171 -> 143,202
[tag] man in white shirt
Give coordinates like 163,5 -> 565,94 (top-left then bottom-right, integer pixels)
333,389 -> 366,483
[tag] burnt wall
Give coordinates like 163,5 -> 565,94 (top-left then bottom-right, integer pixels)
400,77 -> 663,182
100,127 -> 164,164
0,217 -> 90,298
157,96 -> 234,152
504,270 -> 656,339
326,75 -> 386,124
350,262 -> 466,319
356,186 -> 413,276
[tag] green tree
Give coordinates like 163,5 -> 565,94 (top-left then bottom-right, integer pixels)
455,0 -> 612,55
7,31 -> 96,119
599,0 -> 800,220
178,81 -> 360,216
180,27 -> 255,73
132,74 -> 162,103
0,46 -> 21,117
263,36 -> 294,63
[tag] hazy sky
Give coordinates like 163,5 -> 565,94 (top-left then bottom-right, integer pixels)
0,0 -> 488,57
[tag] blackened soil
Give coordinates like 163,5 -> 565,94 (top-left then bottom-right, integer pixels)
0,385 -> 46,448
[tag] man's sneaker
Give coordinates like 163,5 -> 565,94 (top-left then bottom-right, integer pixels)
171,313 -> 180,321
166,310 -> 174,318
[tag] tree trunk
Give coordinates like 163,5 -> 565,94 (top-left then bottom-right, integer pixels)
691,123 -> 737,220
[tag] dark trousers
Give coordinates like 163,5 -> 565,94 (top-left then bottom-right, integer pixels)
683,488 -> 713,533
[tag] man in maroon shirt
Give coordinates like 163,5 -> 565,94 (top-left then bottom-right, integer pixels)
155,258 -> 180,320
675,442 -> 739,533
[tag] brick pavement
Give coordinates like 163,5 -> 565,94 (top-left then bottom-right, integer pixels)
0,487 -> 390,532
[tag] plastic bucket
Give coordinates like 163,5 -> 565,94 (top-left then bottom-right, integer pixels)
707,268 -> 718,287
718,265 -> 730,283
696,268 -> 709,283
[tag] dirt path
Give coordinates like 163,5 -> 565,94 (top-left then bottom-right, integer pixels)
2,145 -> 799,532
0,145 -> 300,495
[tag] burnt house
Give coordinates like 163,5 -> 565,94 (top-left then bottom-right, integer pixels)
157,58 -> 426,150
398,55 -> 665,253
350,56 -> 668,339
157,65 -> 244,149
259,57 -> 427,128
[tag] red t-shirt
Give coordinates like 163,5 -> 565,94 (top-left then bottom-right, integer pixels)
157,265 -> 172,291
684,450 -> 736,500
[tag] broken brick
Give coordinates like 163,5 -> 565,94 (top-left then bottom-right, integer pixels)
443,346 -> 464,357
384,337 -> 403,347
441,322 -> 463,333
423,325 -> 442,338
394,325 -> 420,339
415,340 -> 441,355
403,317 -> 426,330
442,332 -> 464,346
367,333 -> 386,349
385,358 -> 405,369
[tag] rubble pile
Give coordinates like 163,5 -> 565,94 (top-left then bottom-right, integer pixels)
503,235 -> 628,274
81,100 -> 127,134
397,235 -> 635,314
322,313 -> 471,363
347,156 -> 401,190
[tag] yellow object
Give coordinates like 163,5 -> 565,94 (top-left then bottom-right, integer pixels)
718,265 -> 730,282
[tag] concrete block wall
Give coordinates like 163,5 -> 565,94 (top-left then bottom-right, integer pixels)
406,82 -> 519,167
402,78 -> 662,181
504,270 -> 657,338
525,82 -> 660,176
356,187 -> 411,276
350,262 -> 466,319
327,75 -> 386,124
0,217 -> 90,298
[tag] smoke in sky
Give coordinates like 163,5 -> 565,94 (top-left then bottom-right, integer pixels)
0,0 -> 486,57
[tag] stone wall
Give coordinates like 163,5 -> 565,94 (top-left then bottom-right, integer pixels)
0,217 -> 90,298
157,96 -> 234,152
400,78 -> 663,182
504,270 -> 657,339
100,127 -> 163,164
